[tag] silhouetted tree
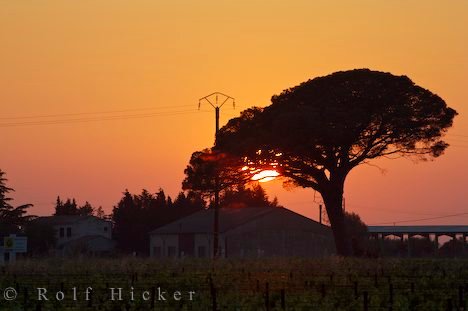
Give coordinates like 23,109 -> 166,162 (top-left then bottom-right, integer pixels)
183,149 -> 248,202
408,237 -> 435,257
112,189 -> 205,255
78,201 -> 94,216
54,197 -> 95,216
172,191 -> 206,210
24,221 -> 56,255
54,197 -> 78,215
366,236 -> 436,258
95,206 -> 107,219
320,210 -> 368,256
221,184 -> 279,208
216,69 -> 457,256
183,149 -> 277,207
345,212 -> 368,257
439,238 -> 466,257
0,169 -> 34,235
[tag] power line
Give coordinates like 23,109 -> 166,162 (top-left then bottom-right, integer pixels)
369,212 -> 468,225
347,205 -> 445,217
2,104 -> 467,154
0,109 -> 216,128
288,200 -> 467,218
0,104 -> 196,120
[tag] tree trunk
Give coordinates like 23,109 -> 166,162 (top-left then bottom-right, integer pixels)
322,178 -> 353,257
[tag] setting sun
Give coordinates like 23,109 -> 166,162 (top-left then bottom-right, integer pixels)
251,170 -> 280,183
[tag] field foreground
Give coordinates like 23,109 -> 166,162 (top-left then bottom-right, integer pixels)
0,257 -> 467,311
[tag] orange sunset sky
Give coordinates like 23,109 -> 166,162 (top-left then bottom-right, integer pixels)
1,1 -> 467,225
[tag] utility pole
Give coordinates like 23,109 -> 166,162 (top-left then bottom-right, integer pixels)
199,92 -> 235,258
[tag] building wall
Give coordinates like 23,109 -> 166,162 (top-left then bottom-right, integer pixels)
224,230 -> 333,257
150,234 -> 178,258
86,237 -> 114,253
150,229 -> 333,258
150,233 -> 213,258
225,209 -> 335,257
55,218 -> 112,247
62,236 -> 115,255
194,234 -> 211,258
149,209 -> 335,258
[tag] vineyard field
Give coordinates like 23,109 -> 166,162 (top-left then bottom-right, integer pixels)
1,257 -> 467,310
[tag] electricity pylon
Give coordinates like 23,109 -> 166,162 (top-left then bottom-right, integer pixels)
199,92 -> 235,258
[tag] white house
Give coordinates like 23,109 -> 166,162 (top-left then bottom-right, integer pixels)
33,215 -> 114,255
149,207 -> 335,258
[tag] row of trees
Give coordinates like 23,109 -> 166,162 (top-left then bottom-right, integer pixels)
112,184 -> 280,254
112,189 -> 204,254
2,168 -> 466,257
54,197 -> 107,218
365,237 -> 467,258
1,168 -> 280,256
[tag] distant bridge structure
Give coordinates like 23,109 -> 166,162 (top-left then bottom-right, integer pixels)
367,225 -> 468,256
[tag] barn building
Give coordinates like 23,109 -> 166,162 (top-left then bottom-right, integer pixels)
149,207 -> 335,258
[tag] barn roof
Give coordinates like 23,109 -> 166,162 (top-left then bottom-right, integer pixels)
32,215 -> 106,226
149,207 -> 329,235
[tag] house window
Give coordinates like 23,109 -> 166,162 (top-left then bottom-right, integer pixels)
198,246 -> 206,258
153,246 -> 161,257
59,228 -> 64,238
66,227 -> 72,238
167,246 -> 176,258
